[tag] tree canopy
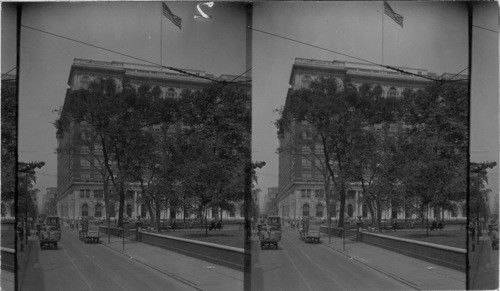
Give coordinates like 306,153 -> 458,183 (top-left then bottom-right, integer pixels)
276,76 -> 468,230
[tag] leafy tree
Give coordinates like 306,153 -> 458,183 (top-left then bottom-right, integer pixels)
399,83 -> 468,235
178,85 -> 250,235
1,80 -> 17,203
55,79 -> 169,227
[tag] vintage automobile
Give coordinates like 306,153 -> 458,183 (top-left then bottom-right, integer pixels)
39,216 -> 61,249
259,216 -> 282,250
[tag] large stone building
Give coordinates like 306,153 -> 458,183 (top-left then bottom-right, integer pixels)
56,59 -> 250,222
277,58 -> 467,222
44,187 -> 58,215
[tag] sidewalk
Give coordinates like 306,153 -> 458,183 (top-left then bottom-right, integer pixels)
95,230 -> 244,291
1,270 -> 14,291
468,231 -> 490,289
16,231 -> 37,291
291,228 -> 465,290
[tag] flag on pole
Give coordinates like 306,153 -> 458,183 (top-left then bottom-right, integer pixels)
162,2 -> 182,30
384,2 -> 403,28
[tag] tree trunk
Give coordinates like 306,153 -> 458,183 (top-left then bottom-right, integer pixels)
376,200 -> 382,232
338,182 -> 346,228
204,205 -> 208,237
156,200 -> 161,232
368,201 -> 376,227
324,180 -> 332,243
117,183 -> 125,228
103,179 -> 110,223
146,198 -> 155,226
426,205 -> 429,237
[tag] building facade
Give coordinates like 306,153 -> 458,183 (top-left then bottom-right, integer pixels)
277,58 -> 467,222
56,59 -> 250,222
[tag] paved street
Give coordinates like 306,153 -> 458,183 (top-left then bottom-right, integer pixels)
469,233 -> 499,290
251,227 -> 412,291
19,227 -> 204,291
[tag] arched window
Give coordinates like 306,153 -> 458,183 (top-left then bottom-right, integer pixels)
170,209 -> 177,219
332,203 -> 337,218
1,204 -> 6,217
81,75 -> 91,90
126,204 -> 132,218
302,203 -> 310,217
166,88 -> 176,98
81,203 -> 89,217
316,204 -> 323,217
362,204 -> 368,218
391,201 -> 399,219
301,75 -> 312,88
95,204 -> 102,218
347,204 -> 354,218
433,207 -> 440,220
387,87 -> 398,98
141,204 -> 147,218
109,204 -> 116,218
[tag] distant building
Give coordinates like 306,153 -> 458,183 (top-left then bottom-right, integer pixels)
45,187 -> 58,215
278,58 -> 467,222
56,59 -> 250,222
265,187 -> 279,215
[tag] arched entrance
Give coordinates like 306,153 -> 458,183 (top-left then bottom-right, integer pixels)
316,204 -> 323,218
302,203 -> 310,217
95,204 -> 102,218
81,203 -> 89,217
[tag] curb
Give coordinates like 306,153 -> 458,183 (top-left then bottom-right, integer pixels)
319,237 -> 421,290
100,237 -> 202,291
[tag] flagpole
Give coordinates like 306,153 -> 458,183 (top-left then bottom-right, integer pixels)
160,3 -> 163,71
381,3 -> 384,65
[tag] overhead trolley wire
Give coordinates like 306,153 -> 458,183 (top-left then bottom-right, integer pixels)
212,67 -> 253,95
472,25 -> 498,34
248,26 -> 468,84
21,24 -> 249,85
2,67 -> 17,78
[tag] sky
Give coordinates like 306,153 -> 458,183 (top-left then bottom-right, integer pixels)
252,2 -> 498,211
2,2 -> 249,210
1,2 -> 498,213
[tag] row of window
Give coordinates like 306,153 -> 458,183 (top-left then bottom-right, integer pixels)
300,75 -> 403,98
80,157 -> 108,170
80,75 -> 179,99
79,189 -> 104,198
80,172 -> 104,183
80,144 -> 103,154
299,189 -> 325,198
